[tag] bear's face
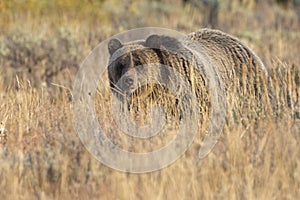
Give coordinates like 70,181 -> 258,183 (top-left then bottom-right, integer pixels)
107,35 -> 185,100
108,40 -> 154,97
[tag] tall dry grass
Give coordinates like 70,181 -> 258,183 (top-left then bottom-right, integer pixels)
0,0 -> 299,199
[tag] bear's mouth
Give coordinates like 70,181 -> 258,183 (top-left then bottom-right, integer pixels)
120,84 -> 154,102
111,84 -> 143,101
111,80 -> 158,103
130,86 -> 153,99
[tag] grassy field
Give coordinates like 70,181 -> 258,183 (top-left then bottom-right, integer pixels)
0,0 -> 300,199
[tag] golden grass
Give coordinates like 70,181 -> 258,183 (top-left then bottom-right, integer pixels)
0,0 -> 299,199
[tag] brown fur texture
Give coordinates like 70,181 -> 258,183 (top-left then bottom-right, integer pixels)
107,29 -> 271,126
184,29 -> 269,90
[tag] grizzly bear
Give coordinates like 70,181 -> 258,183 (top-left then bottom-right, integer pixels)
108,28 -> 270,104
107,29 -> 272,156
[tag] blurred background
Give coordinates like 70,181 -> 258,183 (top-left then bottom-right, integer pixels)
1,0 -> 299,88
0,0 -> 299,199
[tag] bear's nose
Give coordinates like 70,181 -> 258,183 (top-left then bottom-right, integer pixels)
124,76 -> 134,86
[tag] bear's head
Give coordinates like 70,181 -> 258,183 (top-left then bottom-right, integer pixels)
107,34 -> 188,100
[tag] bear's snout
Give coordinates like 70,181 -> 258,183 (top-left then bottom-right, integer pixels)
118,74 -> 137,95
123,76 -> 134,87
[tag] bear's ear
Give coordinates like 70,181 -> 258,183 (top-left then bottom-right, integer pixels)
108,38 -> 123,55
145,34 -> 162,49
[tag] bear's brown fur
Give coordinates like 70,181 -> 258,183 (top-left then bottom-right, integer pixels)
107,28 -> 271,128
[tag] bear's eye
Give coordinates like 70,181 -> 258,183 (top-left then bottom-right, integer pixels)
135,61 -> 144,72
135,61 -> 142,67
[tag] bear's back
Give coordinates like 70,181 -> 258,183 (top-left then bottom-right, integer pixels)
183,29 -> 267,88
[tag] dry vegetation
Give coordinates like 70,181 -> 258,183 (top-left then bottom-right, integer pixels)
0,0 -> 300,199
